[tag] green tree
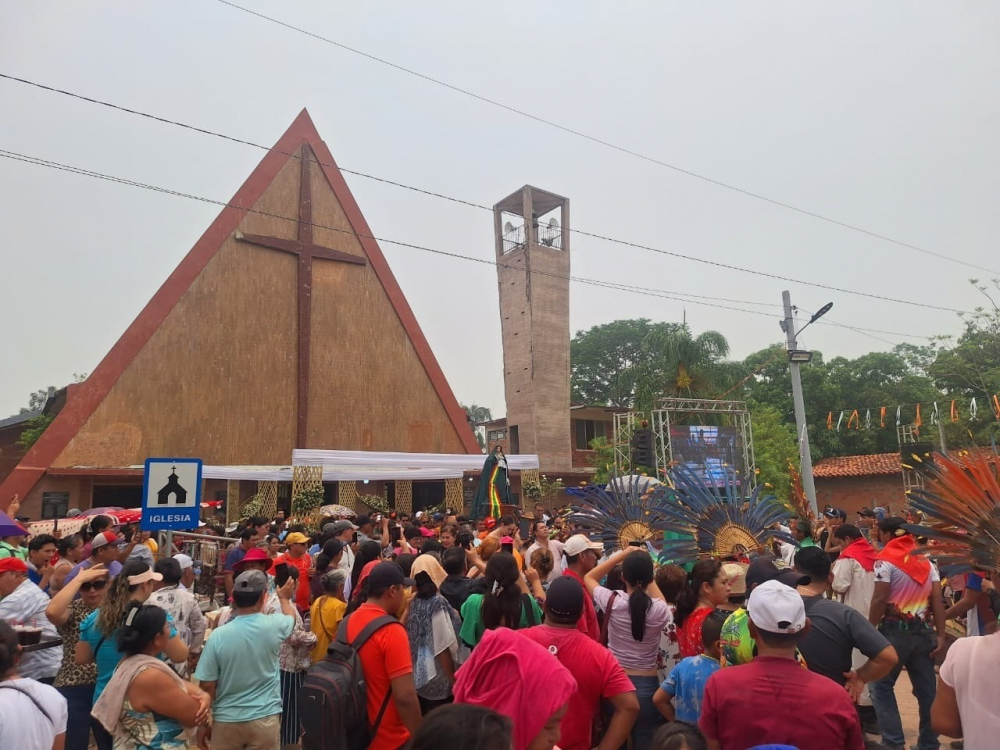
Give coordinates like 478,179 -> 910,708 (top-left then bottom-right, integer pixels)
588,436 -> 616,484
461,403 -> 493,451
634,325 -> 745,411
17,414 -> 54,450
19,386 -> 56,414
748,403 -> 797,505
571,319 -> 661,407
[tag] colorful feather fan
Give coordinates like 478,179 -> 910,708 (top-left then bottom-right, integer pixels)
568,466 -> 796,564
904,448 -> 1000,573
655,465 -> 797,565
567,476 -> 675,553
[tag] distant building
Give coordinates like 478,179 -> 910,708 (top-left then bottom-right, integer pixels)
812,453 -> 906,515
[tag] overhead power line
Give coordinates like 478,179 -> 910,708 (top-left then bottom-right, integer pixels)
0,72 -> 969,319
209,0 -> 998,277
0,147 -> 933,345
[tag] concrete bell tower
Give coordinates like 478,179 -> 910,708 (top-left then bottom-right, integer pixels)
494,186 -> 571,473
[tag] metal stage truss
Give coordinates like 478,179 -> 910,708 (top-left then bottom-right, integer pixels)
614,398 -> 757,487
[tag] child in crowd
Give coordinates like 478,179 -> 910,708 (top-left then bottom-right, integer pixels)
653,610 -> 725,724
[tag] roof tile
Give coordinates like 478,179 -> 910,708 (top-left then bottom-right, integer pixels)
812,453 -> 901,478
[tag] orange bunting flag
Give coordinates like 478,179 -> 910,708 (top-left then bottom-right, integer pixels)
993,395 -> 1000,420
880,406 -> 887,428
915,403 -> 922,429
950,400 -> 959,422
847,410 -> 860,430
827,412 -> 833,430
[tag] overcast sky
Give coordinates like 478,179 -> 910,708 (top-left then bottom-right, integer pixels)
2,2 -> 998,422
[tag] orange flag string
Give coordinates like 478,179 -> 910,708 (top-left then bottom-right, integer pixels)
993,395 -> 1000,420
915,403 -> 923,429
880,406 -> 886,428
827,412 -> 833,430
847,410 -> 860,430
950,400 -> 959,422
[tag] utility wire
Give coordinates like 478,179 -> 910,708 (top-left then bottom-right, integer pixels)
0,149 -> 784,321
0,72 -> 969,317
0,147 -> 933,346
210,0 -> 999,277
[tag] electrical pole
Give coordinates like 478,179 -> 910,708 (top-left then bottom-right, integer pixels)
782,291 -> 819,517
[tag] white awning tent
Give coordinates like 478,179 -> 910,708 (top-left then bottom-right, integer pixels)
200,464 -> 466,482
292,449 -> 540,471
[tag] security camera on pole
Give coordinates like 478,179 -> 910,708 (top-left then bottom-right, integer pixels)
780,292 -> 832,518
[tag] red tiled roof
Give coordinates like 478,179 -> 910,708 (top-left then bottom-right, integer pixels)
813,453 -> 901,478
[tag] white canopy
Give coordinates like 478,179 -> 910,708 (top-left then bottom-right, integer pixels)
200,465 -> 464,482
292,449 -> 540,471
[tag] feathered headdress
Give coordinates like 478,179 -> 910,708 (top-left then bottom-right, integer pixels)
567,475 -> 675,553
904,448 -> 1000,574
656,464 -> 797,565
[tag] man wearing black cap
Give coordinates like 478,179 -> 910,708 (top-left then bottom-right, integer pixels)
719,556 -> 810,667
521,576 -> 638,750
344,562 -> 421,750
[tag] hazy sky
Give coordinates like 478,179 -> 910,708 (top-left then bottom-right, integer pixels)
2,2 -> 998,422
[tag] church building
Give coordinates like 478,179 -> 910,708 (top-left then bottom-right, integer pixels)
1,110 -> 479,518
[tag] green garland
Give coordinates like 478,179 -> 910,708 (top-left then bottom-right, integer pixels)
357,494 -> 391,514
292,486 -> 324,517
239,493 -> 265,522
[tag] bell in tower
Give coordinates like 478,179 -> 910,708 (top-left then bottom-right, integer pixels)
493,186 -> 571,473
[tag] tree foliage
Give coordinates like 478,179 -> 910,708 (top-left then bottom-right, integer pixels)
461,403 -> 493,451
571,319 -> 660,407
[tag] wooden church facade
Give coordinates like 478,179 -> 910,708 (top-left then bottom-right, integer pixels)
1,111 -> 479,519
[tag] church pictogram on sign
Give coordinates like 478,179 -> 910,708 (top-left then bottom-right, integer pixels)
157,466 -> 187,506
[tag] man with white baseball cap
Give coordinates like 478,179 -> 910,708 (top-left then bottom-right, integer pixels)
173,553 -> 196,591
561,534 -> 604,641
699,579 -> 864,750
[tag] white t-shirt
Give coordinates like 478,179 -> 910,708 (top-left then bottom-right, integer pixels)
0,677 -> 68,750
525,540 -> 565,582
940,631 -> 1000,750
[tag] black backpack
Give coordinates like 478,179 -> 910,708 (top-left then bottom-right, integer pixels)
300,613 -> 400,750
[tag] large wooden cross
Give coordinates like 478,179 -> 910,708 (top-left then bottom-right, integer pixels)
237,144 -> 366,447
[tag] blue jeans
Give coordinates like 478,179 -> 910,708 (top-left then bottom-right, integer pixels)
56,683 -> 95,750
628,675 -> 664,749
869,630 -> 939,750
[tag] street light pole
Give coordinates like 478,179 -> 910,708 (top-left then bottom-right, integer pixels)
782,291 -> 819,517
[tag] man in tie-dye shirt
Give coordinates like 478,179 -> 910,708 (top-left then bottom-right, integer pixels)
868,517 -> 946,750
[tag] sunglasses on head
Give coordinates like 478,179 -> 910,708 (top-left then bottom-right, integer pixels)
80,579 -> 108,592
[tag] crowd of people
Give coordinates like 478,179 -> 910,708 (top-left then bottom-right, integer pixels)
0,497 -> 997,750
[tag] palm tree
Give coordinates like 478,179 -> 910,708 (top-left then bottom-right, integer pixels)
461,404 -> 493,451
634,325 -> 745,410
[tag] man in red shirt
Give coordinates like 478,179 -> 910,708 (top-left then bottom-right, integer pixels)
561,534 -> 603,640
700,579 -> 864,750
272,532 -> 312,613
345,562 -> 422,750
522,576 -> 639,750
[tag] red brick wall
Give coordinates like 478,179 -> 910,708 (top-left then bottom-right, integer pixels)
814,474 -> 907,516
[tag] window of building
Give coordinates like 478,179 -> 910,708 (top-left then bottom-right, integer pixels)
487,428 -> 507,442
41,492 -> 69,519
574,419 -> 608,450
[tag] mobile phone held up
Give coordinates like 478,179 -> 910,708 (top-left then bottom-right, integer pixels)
274,562 -> 290,588
628,540 -> 644,548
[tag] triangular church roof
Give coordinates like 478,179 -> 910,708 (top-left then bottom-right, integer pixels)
1,110 -> 479,508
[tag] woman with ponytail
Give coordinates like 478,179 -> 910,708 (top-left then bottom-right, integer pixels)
92,603 -> 209,750
673,558 -> 730,658
585,546 -> 669,748
76,561 -> 188,750
459,552 -> 542,648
